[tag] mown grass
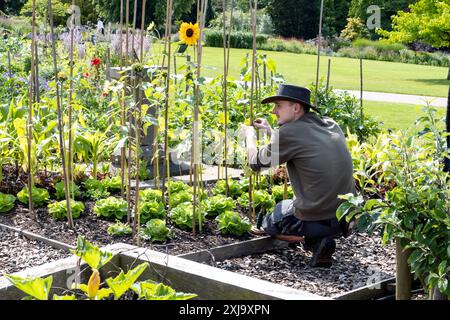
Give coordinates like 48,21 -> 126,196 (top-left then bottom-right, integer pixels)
172,46 -> 449,97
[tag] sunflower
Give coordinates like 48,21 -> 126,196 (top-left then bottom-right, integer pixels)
179,22 -> 200,46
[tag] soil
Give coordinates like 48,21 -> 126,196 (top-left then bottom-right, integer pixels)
0,227 -> 71,275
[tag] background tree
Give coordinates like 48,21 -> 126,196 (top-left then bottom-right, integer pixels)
2,0 -> 27,15
266,0 -> 320,39
377,0 -> 450,49
21,0 -> 69,26
348,0 -> 416,38
322,0 -> 351,39
340,17 -> 370,41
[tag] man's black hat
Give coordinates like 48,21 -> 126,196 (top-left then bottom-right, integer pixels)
261,84 -> 319,113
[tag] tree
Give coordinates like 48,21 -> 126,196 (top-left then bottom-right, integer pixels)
348,0 -> 415,38
322,0 -> 351,38
340,17 -> 370,40
266,0 -> 320,39
2,0 -> 27,15
20,0 -> 70,26
377,0 -> 450,48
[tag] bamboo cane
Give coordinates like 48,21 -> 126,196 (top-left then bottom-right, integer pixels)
126,0 -> 133,224
27,0 -> 37,220
314,0 -> 324,108
67,0 -> 76,201
119,0 -> 126,198
359,58 -> 364,142
248,0 -> 258,222
162,0 -> 173,212
48,0 -> 73,228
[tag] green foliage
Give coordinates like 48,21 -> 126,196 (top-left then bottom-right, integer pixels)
105,263 -> 149,300
70,236 -> 114,270
271,185 -> 294,203
169,202 -> 204,230
167,181 -> 191,194
21,0 -> 69,26
139,189 -> 163,202
203,195 -> 235,218
340,17 -> 370,41
107,221 -> 132,237
337,105 -> 450,297
216,211 -> 251,236
237,189 -> 276,213
204,29 -> 269,49
83,179 -> 110,200
169,190 -> 192,208
4,275 -> 53,300
310,81 -> 382,140
377,0 -> 450,48
48,200 -> 84,220
94,197 -> 128,220
132,281 -> 197,300
140,219 -> 171,242
211,179 -> 244,199
0,192 -> 16,213
17,186 -> 49,207
139,201 -> 166,223
54,181 -> 81,200
102,176 -> 122,192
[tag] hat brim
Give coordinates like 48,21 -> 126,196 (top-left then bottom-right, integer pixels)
261,95 -> 319,113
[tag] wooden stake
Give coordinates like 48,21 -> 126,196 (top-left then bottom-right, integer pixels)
359,58 -> 363,142
325,58 -> 331,94
67,0 -> 76,201
396,238 -> 412,300
119,0 -> 126,199
314,0 -> 324,108
48,0 -> 73,228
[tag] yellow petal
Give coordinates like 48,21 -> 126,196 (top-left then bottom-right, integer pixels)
87,269 -> 100,299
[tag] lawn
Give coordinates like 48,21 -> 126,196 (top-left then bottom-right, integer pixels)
363,100 -> 446,131
174,46 -> 449,98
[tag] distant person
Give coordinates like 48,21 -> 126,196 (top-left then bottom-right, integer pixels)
243,84 -> 356,267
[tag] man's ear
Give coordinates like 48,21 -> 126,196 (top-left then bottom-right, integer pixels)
294,102 -> 302,113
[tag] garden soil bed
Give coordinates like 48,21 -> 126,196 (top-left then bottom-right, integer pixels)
0,202 -> 259,256
215,231 -> 396,298
0,228 -> 71,275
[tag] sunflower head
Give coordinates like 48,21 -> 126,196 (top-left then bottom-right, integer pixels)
179,22 -> 200,46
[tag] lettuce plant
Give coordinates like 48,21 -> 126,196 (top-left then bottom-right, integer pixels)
271,185 -> 294,203
107,221 -> 132,236
102,176 -> 122,192
48,200 -> 85,220
211,179 -> 243,199
0,193 -> 16,213
94,197 -> 128,220
169,202 -> 204,230
203,195 -> 235,218
169,190 -> 192,208
139,189 -> 163,202
216,211 -> 251,236
237,190 -> 275,213
83,178 -> 110,200
54,181 -> 81,200
17,186 -> 50,207
140,219 -> 171,242
138,201 -> 166,223
168,181 -> 191,194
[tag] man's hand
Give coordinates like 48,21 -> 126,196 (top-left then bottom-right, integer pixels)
253,118 -> 272,137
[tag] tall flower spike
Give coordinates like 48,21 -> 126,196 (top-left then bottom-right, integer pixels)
179,22 -> 200,46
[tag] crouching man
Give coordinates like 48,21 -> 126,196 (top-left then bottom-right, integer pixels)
244,84 -> 356,268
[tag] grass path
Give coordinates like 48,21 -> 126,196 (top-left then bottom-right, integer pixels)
191,47 -> 449,97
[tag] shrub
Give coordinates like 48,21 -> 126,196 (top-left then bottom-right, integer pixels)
203,195 -> 235,218
140,219 -> 171,242
94,197 -> 128,220
169,202 -> 204,230
107,221 -> 132,236
204,29 -> 269,49
48,200 -> 84,220
0,193 -> 16,213
54,181 -> 81,200
138,201 -> 166,223
17,186 -> 49,207
216,211 -> 251,236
